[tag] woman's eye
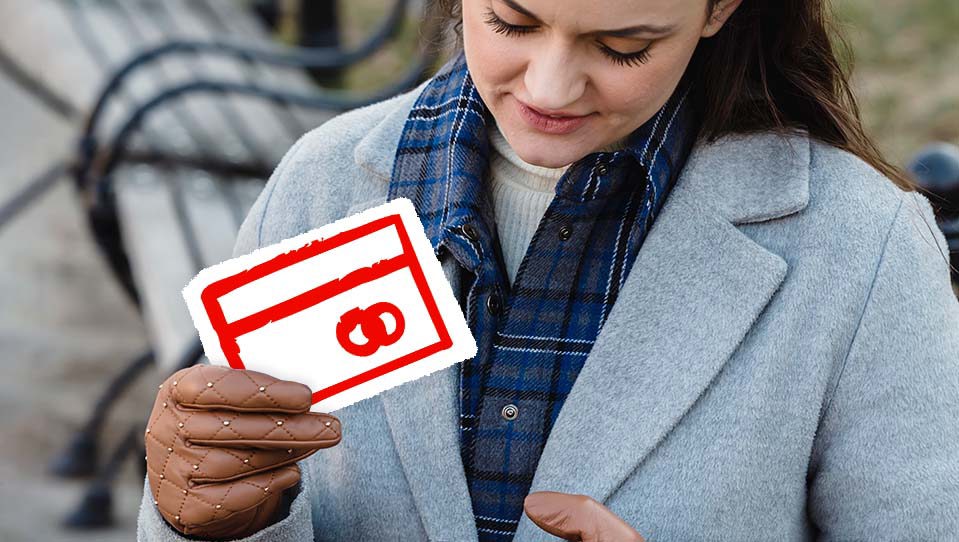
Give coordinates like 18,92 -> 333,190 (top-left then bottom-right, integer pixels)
482,8 -> 535,37
482,8 -> 653,67
598,43 -> 653,67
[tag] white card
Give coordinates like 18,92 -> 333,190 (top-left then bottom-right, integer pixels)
182,197 -> 477,413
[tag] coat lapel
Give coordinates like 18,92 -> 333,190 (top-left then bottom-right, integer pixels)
378,253 -> 478,542
351,88 -> 482,541
340,192 -> 478,542
512,131 -> 810,541
510,164 -> 788,541
352,85 -> 811,542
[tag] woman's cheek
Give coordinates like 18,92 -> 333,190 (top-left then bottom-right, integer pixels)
609,56 -> 683,112
595,73 -> 654,113
470,40 -> 526,89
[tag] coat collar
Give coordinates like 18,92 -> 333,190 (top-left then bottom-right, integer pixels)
350,81 -> 809,541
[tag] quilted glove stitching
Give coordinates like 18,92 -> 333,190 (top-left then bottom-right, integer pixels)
213,448 -> 256,476
237,371 -> 284,409
193,447 -> 283,481
145,453 -> 169,507
172,441 -> 191,525
193,421 -> 233,477
147,451 -> 250,528
213,414 -> 244,439
144,459 -> 188,525
233,386 -> 273,409
203,378 -> 238,406
233,470 -> 275,494
213,482 -> 236,519
264,415 -> 296,440
181,485 -> 234,520
189,368 -> 233,404
147,398 -> 179,507
189,466 -> 296,528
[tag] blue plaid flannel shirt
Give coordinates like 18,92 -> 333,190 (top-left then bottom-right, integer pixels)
387,51 -> 700,541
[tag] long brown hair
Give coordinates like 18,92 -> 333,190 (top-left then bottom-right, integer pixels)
428,0 -> 918,193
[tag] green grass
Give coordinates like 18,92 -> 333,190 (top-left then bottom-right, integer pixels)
833,0 -> 959,165
258,0 -> 450,92
337,1 -> 428,91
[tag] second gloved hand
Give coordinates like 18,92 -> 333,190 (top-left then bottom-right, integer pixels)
524,491 -> 646,542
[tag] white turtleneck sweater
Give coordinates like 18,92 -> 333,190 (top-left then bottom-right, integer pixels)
487,121 -> 629,286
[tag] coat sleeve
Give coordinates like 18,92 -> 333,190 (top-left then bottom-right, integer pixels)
806,192 -> 959,540
136,132 -> 318,542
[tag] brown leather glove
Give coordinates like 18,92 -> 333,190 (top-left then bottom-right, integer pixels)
524,491 -> 646,542
145,364 -> 341,540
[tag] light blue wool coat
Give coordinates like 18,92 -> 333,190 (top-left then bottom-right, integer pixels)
138,79 -> 959,541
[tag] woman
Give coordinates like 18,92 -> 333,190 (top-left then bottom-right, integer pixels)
138,0 -> 959,540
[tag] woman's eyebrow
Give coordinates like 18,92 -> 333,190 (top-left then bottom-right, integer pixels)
499,0 -> 677,37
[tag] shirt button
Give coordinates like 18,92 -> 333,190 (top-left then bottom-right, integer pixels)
501,404 -> 518,421
596,163 -> 608,176
462,223 -> 479,241
486,291 -> 502,315
558,224 -> 572,240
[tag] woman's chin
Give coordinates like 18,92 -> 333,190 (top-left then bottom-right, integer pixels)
509,137 -> 579,168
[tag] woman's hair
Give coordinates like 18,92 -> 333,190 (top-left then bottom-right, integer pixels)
428,0 -> 918,192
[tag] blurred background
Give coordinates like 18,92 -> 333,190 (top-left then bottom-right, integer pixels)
0,0 -> 955,540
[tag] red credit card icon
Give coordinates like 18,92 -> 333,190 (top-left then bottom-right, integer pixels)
199,213 -> 453,406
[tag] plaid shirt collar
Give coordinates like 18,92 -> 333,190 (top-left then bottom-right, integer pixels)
388,50 -> 698,265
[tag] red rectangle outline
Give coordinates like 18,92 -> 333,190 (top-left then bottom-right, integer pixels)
200,214 -> 453,405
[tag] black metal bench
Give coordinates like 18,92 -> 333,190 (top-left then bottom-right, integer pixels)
0,0 -> 447,528
907,142 -> 959,289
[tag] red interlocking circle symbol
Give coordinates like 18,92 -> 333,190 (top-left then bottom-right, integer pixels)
335,301 -> 406,357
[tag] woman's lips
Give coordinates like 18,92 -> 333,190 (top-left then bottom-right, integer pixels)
517,100 -> 592,135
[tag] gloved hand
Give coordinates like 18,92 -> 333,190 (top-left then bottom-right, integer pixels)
524,491 -> 646,542
145,365 -> 342,540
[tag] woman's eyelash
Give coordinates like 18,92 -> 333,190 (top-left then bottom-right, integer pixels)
481,8 -> 653,67
598,43 -> 652,67
482,8 -> 535,36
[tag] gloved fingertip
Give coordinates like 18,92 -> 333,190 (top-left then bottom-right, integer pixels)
274,464 -> 302,489
524,490 -> 559,509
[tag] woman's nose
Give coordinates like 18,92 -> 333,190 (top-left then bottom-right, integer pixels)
523,44 -> 586,112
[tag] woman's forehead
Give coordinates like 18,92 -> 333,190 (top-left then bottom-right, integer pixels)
490,0 -> 701,29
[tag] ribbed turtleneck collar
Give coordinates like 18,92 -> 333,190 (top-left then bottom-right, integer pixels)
487,120 -> 631,192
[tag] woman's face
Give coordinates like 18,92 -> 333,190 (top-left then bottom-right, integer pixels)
461,0 -> 741,168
